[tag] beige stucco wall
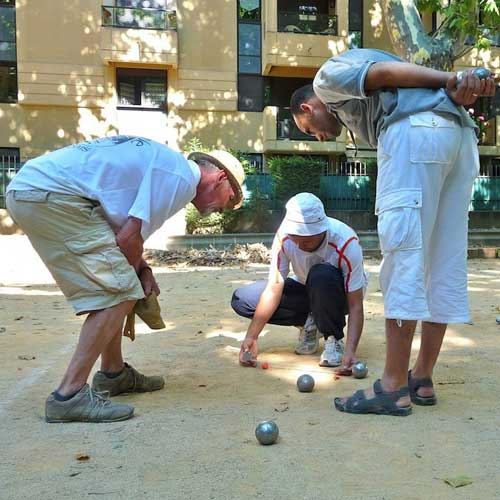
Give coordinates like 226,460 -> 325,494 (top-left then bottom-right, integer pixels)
1,0 -> 498,160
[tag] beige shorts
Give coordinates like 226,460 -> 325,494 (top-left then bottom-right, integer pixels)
6,190 -> 145,314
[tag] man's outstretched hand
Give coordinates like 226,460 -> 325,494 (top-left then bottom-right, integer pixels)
239,337 -> 258,367
446,69 -> 496,106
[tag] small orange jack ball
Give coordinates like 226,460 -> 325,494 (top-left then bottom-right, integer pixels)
261,362 -> 269,370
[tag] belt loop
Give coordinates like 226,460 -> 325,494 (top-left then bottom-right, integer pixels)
396,319 -> 403,328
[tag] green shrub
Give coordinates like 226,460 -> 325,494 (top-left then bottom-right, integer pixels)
267,155 -> 326,201
185,204 -> 225,234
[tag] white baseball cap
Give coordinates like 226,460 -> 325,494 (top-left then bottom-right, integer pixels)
281,193 -> 329,236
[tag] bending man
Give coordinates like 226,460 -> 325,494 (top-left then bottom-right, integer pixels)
7,136 -> 245,423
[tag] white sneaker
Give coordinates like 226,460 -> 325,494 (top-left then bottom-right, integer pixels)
294,313 -> 319,355
319,336 -> 344,367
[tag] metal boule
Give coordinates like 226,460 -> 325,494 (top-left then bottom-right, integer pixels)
255,420 -> 279,445
242,351 -> 253,363
456,67 -> 492,86
352,361 -> 368,379
296,374 -> 315,392
496,316 -> 500,325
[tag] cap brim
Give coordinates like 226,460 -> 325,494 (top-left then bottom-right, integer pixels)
281,219 -> 329,236
188,152 -> 244,209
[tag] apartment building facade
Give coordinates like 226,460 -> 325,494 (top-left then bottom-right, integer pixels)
1,0 -> 499,227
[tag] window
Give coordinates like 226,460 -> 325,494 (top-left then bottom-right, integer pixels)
237,0 -> 263,111
242,152 -> 264,173
238,75 -> 266,112
0,0 -> 16,102
116,68 -> 167,109
238,0 -> 261,75
238,23 -> 261,73
348,0 -> 362,48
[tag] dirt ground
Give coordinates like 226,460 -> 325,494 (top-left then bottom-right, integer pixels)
1,235 -> 500,500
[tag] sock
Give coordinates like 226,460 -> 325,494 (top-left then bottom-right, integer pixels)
101,366 -> 125,379
54,388 -> 80,401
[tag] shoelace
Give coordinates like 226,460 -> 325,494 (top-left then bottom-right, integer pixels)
325,339 -> 343,354
88,387 -> 111,408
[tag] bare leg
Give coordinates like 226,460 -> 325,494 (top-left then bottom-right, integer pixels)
57,300 -> 136,396
337,319 -> 416,408
410,321 -> 446,398
100,324 -> 125,374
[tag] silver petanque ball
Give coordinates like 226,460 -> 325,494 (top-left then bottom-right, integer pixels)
457,67 -> 492,85
352,361 -> 368,379
297,374 -> 315,392
255,420 -> 279,445
496,316 -> 500,325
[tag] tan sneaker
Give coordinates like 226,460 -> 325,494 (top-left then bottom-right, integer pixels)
45,384 -> 134,423
92,363 -> 165,396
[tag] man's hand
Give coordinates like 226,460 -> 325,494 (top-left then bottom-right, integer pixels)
341,351 -> 357,369
116,217 -> 144,269
446,69 -> 496,106
139,267 -> 160,297
239,337 -> 258,367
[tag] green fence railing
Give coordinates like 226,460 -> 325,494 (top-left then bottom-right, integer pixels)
470,177 -> 500,211
0,156 -> 21,209
320,175 -> 373,211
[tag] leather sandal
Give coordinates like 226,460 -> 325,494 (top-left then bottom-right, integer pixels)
334,379 -> 412,416
408,370 -> 437,406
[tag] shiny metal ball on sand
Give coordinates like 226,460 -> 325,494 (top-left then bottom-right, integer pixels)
352,361 -> 368,379
297,374 -> 315,392
496,316 -> 500,325
255,420 -> 279,445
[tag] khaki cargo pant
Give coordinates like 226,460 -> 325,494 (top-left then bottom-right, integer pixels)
6,190 -> 145,314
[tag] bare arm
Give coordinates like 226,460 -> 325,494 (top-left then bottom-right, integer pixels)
239,280 -> 285,366
364,61 -> 495,106
115,216 -> 144,271
342,288 -> 364,368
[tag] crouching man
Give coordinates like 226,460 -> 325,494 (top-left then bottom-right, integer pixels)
6,136 -> 245,422
231,192 -> 368,368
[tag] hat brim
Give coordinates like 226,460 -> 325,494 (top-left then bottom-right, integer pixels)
188,151 -> 244,209
281,218 -> 329,236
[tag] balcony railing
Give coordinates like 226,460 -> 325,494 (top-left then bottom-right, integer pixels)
278,11 -> 337,36
102,6 -> 177,30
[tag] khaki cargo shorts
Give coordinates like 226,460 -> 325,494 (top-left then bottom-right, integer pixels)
6,190 -> 145,314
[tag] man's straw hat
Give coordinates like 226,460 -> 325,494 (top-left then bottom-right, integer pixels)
188,150 -> 246,209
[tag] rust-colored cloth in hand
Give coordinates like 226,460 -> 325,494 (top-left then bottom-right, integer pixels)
123,291 -> 166,341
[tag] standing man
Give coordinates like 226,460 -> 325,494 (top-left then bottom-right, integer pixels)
290,49 -> 496,416
6,136 -> 245,423
232,192 -> 367,368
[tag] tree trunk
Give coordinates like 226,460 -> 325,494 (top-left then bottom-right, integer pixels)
382,0 -> 474,71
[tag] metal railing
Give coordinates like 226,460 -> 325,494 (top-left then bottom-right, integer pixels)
278,11 -> 337,36
102,6 -> 177,30
0,155 -> 21,208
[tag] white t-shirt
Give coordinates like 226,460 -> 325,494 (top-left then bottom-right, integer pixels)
7,136 -> 200,240
268,217 -> 368,293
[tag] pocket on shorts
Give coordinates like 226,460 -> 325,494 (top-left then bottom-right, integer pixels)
375,189 -> 422,254
409,113 -> 459,164
64,228 -> 139,294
